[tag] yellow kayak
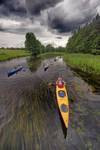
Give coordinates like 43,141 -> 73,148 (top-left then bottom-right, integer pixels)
56,80 -> 69,129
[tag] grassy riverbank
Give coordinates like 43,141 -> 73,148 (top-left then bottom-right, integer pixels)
40,52 -> 100,92
63,53 -> 100,92
40,52 -> 64,59
0,49 -> 30,62
63,53 -> 100,75
40,52 -> 100,76
1,49 -> 99,91
39,52 -> 100,75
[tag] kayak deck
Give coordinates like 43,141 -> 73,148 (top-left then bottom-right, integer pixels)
56,82 -> 69,129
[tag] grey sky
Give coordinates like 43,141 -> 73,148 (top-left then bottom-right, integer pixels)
0,0 -> 100,47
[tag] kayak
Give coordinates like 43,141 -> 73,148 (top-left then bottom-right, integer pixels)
8,66 -> 23,77
44,65 -> 49,71
56,80 -> 69,129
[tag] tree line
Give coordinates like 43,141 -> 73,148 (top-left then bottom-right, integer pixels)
66,14 -> 100,55
25,14 -> 100,58
25,32 -> 65,58
1,14 -> 99,57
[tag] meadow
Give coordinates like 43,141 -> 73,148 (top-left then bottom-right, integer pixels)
0,49 -> 30,61
63,53 -> 100,75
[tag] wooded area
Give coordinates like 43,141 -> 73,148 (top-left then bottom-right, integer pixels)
66,14 -> 100,54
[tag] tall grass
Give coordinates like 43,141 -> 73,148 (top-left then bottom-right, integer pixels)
64,53 -> 100,75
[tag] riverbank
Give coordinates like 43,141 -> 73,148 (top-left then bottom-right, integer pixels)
1,50 -> 99,92
39,52 -> 100,92
0,49 -> 30,62
40,53 -> 100,76
63,53 -> 100,92
40,52 -> 64,59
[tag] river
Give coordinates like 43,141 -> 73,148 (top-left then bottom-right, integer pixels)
0,57 -> 100,150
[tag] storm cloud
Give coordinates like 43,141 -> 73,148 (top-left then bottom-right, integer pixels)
0,0 -> 100,47
0,0 -> 26,17
25,0 -> 62,15
46,0 -> 100,32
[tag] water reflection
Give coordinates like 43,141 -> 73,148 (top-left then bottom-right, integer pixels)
0,57 -> 68,150
27,57 -> 42,73
0,57 -> 100,150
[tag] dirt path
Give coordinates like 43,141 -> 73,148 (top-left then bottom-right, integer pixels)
0,57 -> 100,150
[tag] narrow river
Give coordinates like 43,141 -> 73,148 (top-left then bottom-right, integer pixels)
0,57 -> 100,150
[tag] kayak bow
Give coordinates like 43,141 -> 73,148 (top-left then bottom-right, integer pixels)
56,80 -> 69,130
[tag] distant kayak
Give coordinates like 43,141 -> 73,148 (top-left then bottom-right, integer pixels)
54,58 -> 56,62
56,78 -> 69,137
44,63 -> 49,71
8,65 -> 23,77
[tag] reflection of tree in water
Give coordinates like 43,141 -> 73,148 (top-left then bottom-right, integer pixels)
27,57 -> 42,72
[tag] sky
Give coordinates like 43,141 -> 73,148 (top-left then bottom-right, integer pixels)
0,0 -> 100,48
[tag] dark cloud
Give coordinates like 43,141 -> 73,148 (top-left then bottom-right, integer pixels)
25,0 -> 62,15
0,0 -> 100,47
0,5 -> 9,16
0,26 -> 5,32
48,14 -> 94,33
47,0 -> 100,32
0,0 -> 4,5
0,0 -> 27,17
56,36 -> 62,39
48,17 -> 74,33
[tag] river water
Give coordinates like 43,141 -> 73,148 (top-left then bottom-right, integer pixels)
0,57 -> 100,150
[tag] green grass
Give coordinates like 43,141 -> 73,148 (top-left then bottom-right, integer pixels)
63,53 -> 100,75
0,49 -> 30,61
39,52 -> 100,91
40,52 -> 64,59
1,49 -> 99,79
40,52 -> 100,75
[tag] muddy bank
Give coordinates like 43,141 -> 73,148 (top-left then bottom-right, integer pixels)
0,57 -> 100,150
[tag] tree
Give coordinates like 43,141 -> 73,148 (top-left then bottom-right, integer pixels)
46,44 -> 54,52
25,32 -> 40,58
66,14 -> 100,54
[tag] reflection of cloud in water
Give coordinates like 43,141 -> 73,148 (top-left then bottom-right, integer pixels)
58,58 -> 63,63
